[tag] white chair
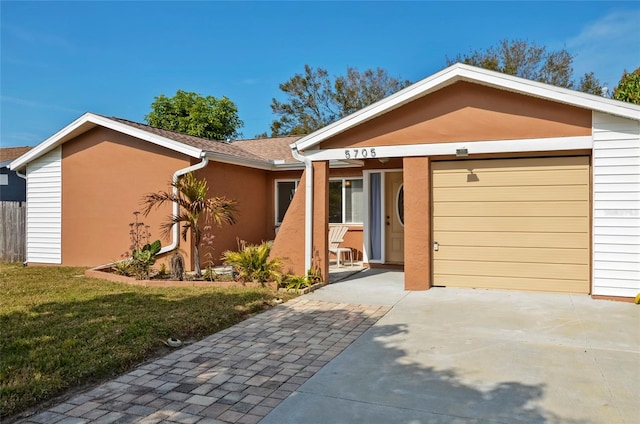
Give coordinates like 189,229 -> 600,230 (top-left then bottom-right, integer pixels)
329,226 -> 353,268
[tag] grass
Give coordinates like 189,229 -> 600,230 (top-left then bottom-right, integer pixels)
0,262 -> 294,418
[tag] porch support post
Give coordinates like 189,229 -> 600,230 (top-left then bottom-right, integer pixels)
403,156 -> 432,290
312,161 -> 330,283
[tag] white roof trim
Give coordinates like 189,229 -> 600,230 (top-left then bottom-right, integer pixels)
10,112 -> 203,171
293,63 -> 640,151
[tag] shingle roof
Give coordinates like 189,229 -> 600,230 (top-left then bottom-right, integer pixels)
232,136 -> 302,163
109,117 -> 302,165
0,146 -> 32,162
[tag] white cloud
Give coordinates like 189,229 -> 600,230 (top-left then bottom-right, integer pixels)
567,9 -> 640,88
3,24 -> 75,53
3,132 -> 42,144
1,96 -> 82,114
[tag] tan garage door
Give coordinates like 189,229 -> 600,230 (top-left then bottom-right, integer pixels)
432,156 -> 590,293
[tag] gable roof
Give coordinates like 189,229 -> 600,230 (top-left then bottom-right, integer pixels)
293,63 -> 640,151
10,113 -> 303,171
1,146 -> 32,167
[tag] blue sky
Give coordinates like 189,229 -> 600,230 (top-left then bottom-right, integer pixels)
1,1 -> 639,147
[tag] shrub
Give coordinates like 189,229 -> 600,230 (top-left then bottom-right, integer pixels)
111,212 -> 161,279
222,240 -> 282,285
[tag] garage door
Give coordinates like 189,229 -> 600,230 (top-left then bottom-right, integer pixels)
432,156 -> 590,293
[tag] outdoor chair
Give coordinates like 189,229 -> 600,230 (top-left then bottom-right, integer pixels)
328,225 -> 353,268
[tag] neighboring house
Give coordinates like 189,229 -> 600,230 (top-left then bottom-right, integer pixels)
0,146 -> 31,201
270,63 -> 640,300
10,64 -> 640,300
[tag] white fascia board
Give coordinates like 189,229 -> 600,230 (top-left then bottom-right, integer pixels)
303,136 -> 594,162
206,152 -> 354,171
10,112 -> 203,171
293,63 -> 640,152
294,66 -> 463,151
205,152 -> 275,170
10,112 -> 95,171
93,115 -> 203,158
456,65 -> 640,120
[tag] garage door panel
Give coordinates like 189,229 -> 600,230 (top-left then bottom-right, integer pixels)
433,156 -> 588,172
433,186 -> 589,202
433,274 -> 588,293
434,260 -> 589,281
433,201 -> 587,217
435,246 -> 588,265
432,156 -> 590,294
434,231 -> 588,249
434,217 -> 589,233
433,169 -> 588,188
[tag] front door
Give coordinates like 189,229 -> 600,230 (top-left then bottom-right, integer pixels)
385,172 -> 404,263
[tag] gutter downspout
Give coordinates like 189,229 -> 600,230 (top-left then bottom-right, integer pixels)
158,154 -> 209,255
291,146 -> 313,273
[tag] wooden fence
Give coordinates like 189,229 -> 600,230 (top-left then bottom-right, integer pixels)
1,201 -> 26,262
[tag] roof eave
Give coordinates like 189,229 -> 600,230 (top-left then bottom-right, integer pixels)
293,63 -> 640,152
204,151 -> 281,171
9,113 -> 204,171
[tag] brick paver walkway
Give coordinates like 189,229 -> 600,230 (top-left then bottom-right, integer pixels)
20,299 -> 389,424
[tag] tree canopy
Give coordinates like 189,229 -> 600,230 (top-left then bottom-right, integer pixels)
145,90 -> 243,140
269,65 -> 411,136
447,39 -> 603,94
612,68 -> 640,104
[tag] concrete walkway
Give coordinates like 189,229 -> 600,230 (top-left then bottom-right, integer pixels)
264,269 -> 640,424
19,269 -> 640,423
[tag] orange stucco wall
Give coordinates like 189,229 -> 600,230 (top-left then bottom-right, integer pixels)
61,127 -> 191,267
403,157 -> 431,290
270,170 -> 307,276
194,162 -> 273,266
319,81 -> 592,149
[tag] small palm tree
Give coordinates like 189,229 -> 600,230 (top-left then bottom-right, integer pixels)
142,172 -> 236,277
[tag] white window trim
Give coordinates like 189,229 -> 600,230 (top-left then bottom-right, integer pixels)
274,179 -> 300,227
329,177 -> 364,225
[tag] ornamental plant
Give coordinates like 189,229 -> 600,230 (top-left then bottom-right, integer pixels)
222,240 -> 282,285
142,172 -> 236,277
113,211 -> 162,279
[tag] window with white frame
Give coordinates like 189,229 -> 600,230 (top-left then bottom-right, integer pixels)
329,178 -> 363,224
275,180 -> 299,225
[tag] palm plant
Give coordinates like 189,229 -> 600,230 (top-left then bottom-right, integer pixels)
142,172 -> 236,277
222,241 -> 282,284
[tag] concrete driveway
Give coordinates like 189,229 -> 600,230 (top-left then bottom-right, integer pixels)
262,269 -> 640,424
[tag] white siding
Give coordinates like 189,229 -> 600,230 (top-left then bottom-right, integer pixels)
26,147 -> 61,263
592,112 -> 640,297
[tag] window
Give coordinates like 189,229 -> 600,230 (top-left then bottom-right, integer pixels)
275,180 -> 299,224
0,174 -> 7,186
329,178 -> 363,224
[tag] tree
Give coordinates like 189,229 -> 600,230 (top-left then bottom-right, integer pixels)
578,72 -> 604,96
145,90 -> 243,140
142,172 -> 237,277
447,39 -> 601,93
269,65 -> 411,136
612,68 -> 640,104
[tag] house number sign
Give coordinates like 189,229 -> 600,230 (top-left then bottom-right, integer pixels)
344,148 -> 376,159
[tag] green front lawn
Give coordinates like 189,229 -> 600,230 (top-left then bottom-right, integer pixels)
0,263 -> 291,418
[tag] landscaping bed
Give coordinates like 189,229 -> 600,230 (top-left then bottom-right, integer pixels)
86,265 -> 278,290
0,262 -> 295,419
